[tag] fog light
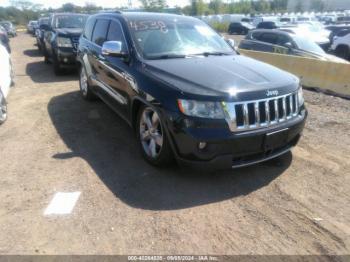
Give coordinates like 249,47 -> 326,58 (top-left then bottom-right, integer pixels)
198,142 -> 207,150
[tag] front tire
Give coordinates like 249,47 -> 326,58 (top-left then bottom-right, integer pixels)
0,91 -> 8,125
53,54 -> 63,75
136,105 -> 173,167
79,66 -> 96,101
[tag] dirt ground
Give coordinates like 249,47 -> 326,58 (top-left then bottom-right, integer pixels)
0,33 -> 349,255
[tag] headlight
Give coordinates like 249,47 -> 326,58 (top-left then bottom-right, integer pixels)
298,87 -> 304,107
57,37 -> 72,48
177,99 -> 225,119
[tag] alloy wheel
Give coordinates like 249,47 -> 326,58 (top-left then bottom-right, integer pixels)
80,68 -> 88,96
139,108 -> 164,159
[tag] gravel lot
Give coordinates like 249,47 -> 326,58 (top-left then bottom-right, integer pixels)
0,33 -> 349,255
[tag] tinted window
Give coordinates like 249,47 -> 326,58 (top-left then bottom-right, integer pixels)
83,18 -> 96,40
259,33 -> 279,44
92,19 -> 110,46
107,20 -> 127,52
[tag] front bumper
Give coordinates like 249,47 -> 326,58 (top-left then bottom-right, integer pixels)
165,108 -> 307,170
56,47 -> 78,67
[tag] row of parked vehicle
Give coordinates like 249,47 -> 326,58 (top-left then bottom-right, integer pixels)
228,17 -> 350,61
0,20 -> 17,53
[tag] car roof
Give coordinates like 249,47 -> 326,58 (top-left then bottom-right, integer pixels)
250,29 -> 291,36
93,11 -> 196,22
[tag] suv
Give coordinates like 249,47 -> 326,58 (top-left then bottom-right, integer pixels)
0,21 -> 17,37
77,12 -> 307,169
35,17 -> 49,52
42,13 -> 88,75
228,22 -> 254,35
330,30 -> 350,60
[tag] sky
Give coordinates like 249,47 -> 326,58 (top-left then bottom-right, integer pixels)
0,0 -> 191,9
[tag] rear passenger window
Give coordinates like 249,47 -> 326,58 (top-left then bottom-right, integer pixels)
107,20 -> 127,52
83,18 -> 96,40
259,33 -> 279,45
92,19 -> 110,46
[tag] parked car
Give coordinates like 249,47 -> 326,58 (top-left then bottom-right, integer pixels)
0,26 -> 11,53
35,17 -> 49,52
326,25 -> 350,43
77,12 -> 307,169
330,30 -> 350,60
239,29 -> 346,62
0,42 -> 13,124
257,21 -> 282,29
228,22 -> 254,35
27,20 -> 38,35
0,21 -> 17,37
42,13 -> 88,75
281,25 -> 331,51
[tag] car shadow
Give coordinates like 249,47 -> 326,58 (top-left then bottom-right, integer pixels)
48,91 -> 292,211
26,60 -> 78,83
23,49 -> 42,57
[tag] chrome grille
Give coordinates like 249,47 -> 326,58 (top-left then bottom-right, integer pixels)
223,92 -> 299,132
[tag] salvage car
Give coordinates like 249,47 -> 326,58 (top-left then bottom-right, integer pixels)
35,17 -> 49,52
228,22 -> 254,35
0,42 -> 14,124
42,13 -> 88,74
330,30 -> 350,60
77,12 -> 307,169
27,20 -> 38,35
0,21 -> 17,37
0,25 -> 10,53
239,29 -> 347,62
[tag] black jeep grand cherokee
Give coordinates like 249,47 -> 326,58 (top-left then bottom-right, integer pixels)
77,12 -> 307,170
43,13 -> 88,75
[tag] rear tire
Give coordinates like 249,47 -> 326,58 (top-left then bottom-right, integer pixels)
335,45 -> 350,60
0,91 -> 8,125
136,105 -> 173,167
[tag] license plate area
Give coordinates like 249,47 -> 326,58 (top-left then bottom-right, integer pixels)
264,128 -> 289,151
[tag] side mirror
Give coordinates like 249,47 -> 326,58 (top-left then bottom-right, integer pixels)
225,38 -> 236,49
102,41 -> 128,57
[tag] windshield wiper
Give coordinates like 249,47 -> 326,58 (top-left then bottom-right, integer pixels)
148,54 -> 187,60
190,51 -> 231,57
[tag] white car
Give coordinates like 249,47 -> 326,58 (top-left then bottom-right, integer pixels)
0,43 -> 13,124
330,32 -> 350,60
281,24 -> 331,50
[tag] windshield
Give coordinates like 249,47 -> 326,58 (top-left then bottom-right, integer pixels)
54,15 -> 87,29
127,17 -> 234,59
293,35 -> 325,55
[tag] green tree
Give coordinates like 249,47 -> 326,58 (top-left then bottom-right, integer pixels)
310,0 -> 325,12
295,0 -> 304,12
208,0 -> 223,15
140,0 -> 167,12
190,0 -> 206,16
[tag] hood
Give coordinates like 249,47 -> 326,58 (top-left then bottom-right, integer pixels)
56,28 -> 83,36
143,55 -> 299,101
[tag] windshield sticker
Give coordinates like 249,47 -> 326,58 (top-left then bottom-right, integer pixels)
130,21 -> 168,33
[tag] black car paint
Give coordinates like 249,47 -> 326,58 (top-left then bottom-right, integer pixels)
43,14 -> 86,68
78,13 -> 307,169
239,29 -> 328,60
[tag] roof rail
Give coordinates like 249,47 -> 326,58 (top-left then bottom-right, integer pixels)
97,9 -> 122,14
